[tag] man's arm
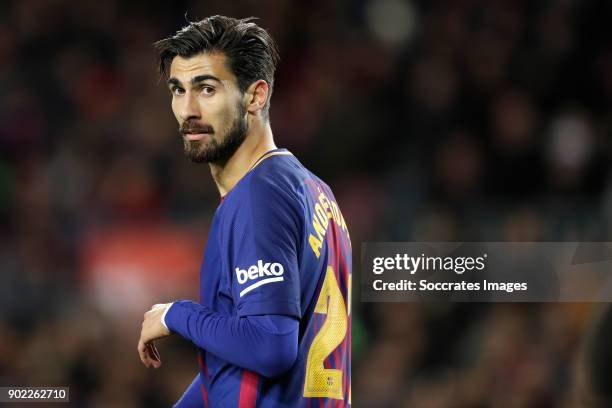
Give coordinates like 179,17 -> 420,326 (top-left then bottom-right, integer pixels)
137,177 -> 304,374
164,300 -> 299,378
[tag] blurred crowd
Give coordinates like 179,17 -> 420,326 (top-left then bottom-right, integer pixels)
1,0 -> 612,406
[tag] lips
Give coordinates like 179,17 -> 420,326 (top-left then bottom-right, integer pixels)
183,130 -> 212,141
185,132 -> 210,141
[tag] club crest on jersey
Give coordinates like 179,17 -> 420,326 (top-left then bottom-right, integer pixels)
235,260 -> 284,297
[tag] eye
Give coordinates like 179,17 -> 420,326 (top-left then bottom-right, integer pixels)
171,86 -> 185,96
202,86 -> 215,96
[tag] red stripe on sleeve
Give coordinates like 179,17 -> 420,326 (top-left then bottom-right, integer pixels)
238,370 -> 260,408
197,352 -> 210,380
199,382 -> 209,407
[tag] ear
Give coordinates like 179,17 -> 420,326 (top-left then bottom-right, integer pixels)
245,80 -> 269,115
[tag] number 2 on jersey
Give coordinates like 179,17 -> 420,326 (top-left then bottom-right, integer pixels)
304,266 -> 348,400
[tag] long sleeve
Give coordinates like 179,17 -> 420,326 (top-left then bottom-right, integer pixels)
165,300 -> 299,378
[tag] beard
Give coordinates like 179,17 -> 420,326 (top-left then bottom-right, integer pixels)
180,104 -> 248,164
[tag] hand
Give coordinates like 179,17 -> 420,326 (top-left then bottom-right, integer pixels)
137,303 -> 172,369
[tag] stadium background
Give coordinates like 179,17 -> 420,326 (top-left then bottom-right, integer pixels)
1,0 -> 611,406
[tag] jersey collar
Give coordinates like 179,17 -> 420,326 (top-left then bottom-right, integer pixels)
249,148 -> 293,172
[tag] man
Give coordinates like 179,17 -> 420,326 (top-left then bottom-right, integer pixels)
137,16 -> 352,407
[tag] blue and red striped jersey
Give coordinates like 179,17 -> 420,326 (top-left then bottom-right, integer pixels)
197,148 -> 352,407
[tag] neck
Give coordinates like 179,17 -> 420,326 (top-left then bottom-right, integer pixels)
209,119 -> 276,197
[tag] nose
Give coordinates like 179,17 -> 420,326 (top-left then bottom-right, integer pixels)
176,92 -> 201,122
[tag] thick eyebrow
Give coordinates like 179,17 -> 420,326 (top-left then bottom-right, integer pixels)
167,75 -> 222,88
191,75 -> 222,85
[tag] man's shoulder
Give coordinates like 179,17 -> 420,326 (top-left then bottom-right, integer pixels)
250,152 -> 339,208
227,150 -> 332,213
246,151 -> 310,197
218,153 -> 308,232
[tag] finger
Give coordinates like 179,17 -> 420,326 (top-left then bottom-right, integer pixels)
146,343 -> 160,362
149,343 -> 161,362
140,322 -> 152,345
143,345 -> 158,368
144,344 -> 158,368
139,338 -> 157,368
137,339 -> 149,367
147,343 -> 161,368
145,346 -> 159,368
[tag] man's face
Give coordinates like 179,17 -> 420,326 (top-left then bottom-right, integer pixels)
168,52 -> 248,164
